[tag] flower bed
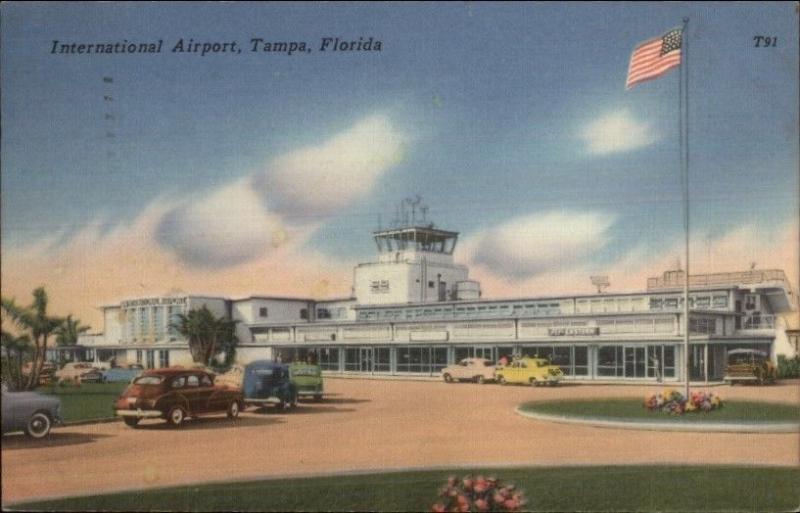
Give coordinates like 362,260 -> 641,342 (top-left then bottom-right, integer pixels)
644,389 -> 722,415
432,475 -> 526,512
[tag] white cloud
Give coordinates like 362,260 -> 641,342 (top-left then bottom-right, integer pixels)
464,220 -> 798,300
255,114 -> 407,219
155,178 -> 295,268
154,113 -> 406,267
462,211 -> 617,279
581,109 -> 659,155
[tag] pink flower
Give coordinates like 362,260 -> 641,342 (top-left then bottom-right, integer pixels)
432,503 -> 446,513
474,483 -> 487,494
475,498 -> 489,511
462,478 -> 473,490
456,494 -> 469,506
447,476 -> 457,487
504,498 -> 519,510
493,492 -> 505,504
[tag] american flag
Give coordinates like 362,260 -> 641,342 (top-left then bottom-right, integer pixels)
626,28 -> 682,90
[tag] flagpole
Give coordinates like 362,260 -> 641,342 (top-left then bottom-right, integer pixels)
681,16 -> 691,397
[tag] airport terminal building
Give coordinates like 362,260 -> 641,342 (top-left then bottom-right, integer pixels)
76,222 -> 797,383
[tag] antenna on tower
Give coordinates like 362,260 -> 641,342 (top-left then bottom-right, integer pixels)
590,275 -> 610,294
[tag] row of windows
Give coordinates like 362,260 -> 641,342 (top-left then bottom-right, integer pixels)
271,344 -> 677,379
649,295 -> 729,310
257,307 -> 310,320
354,293 -> 737,322
134,349 -> 170,369
126,306 -> 182,342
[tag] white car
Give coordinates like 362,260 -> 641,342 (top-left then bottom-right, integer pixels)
441,358 -> 497,384
54,362 -> 99,383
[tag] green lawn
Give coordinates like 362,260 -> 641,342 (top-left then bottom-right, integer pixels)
39,382 -> 128,423
13,466 -> 799,512
520,399 -> 800,423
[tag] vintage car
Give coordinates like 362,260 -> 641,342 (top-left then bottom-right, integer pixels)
289,362 -> 324,401
21,362 -> 57,386
54,362 -> 100,384
1,383 -> 62,438
242,360 -> 298,410
724,349 -> 777,385
214,364 -> 245,390
441,358 -> 497,384
102,364 -> 145,383
79,367 -> 105,383
114,368 -> 244,427
495,357 -> 564,386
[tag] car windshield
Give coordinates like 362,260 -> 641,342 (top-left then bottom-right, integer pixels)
133,376 -> 164,385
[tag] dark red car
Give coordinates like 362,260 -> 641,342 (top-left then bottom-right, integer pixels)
114,368 -> 244,428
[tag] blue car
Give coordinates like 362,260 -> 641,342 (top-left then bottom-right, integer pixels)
242,361 -> 298,410
1,384 -> 62,439
102,364 -> 145,383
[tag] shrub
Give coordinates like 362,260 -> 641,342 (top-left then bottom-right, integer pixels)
776,355 -> 800,379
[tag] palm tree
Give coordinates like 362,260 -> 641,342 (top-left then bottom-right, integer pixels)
1,288 -> 63,390
170,306 -> 238,367
1,330 -> 31,391
55,315 -> 91,346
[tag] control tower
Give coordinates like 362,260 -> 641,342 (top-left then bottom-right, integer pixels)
353,198 -> 480,305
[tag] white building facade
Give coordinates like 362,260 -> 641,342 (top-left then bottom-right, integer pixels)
78,223 -> 796,383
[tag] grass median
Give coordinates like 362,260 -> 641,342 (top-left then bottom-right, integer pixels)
39,382 -> 128,423
518,399 -> 800,423
13,465 -> 799,512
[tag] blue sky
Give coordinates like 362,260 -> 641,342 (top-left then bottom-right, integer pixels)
1,2 -> 798,318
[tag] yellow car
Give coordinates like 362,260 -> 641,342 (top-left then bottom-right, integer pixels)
495,357 -> 564,386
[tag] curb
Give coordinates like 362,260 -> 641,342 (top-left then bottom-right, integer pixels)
515,407 -> 800,433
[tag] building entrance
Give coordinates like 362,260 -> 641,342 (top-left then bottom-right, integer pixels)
359,347 -> 373,373
624,346 -> 646,378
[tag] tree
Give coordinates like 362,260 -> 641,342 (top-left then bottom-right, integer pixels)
170,306 -> 238,367
1,330 -> 31,391
55,314 -> 91,346
1,288 -> 63,390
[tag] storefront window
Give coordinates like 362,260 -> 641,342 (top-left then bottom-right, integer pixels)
374,347 -> 391,372
597,346 -> 622,377
397,346 -> 444,374
344,348 -> 360,371
432,347 -> 448,372
319,347 -> 340,371
573,346 -> 588,376
662,346 -> 675,377
552,347 -> 571,376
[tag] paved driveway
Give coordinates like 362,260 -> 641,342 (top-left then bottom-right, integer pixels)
2,379 -> 798,505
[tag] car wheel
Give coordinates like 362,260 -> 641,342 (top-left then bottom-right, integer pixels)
167,407 -> 186,427
227,400 -> 240,419
275,401 -> 285,411
475,375 -> 485,385
25,412 -> 52,439
291,394 -> 298,408
498,375 -> 507,386
529,378 -> 538,387
123,417 -> 140,428
443,373 -> 453,383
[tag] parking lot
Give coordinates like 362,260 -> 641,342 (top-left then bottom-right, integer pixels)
2,378 -> 798,505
